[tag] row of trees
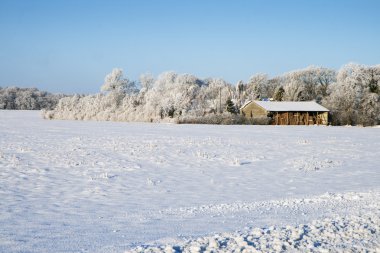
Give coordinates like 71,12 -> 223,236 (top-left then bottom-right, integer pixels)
0,87 -> 66,110
42,63 -> 379,125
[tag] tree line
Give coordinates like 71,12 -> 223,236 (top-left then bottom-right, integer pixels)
17,63 -> 380,125
0,87 -> 66,110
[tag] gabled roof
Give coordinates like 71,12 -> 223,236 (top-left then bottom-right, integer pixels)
243,100 -> 329,112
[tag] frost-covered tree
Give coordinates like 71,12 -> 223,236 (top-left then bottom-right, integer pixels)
282,66 -> 336,101
139,73 -> 154,92
359,93 -> 380,126
366,67 -> 380,94
234,80 -> 246,108
236,80 -> 245,95
142,72 -> 202,119
101,68 -> 138,94
245,74 -> 268,100
273,86 -> 285,101
203,78 -> 233,114
0,87 -> 65,110
323,63 -> 380,125
314,67 -> 336,97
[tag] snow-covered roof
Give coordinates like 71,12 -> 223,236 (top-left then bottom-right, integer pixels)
250,101 -> 329,112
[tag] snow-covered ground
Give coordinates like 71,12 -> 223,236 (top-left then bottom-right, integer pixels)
0,110 -> 379,252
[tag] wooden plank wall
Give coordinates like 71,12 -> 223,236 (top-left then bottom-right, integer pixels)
273,112 -> 328,125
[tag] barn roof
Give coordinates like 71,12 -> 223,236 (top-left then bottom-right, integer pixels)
243,100 -> 329,112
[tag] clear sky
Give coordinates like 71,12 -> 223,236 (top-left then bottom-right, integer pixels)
0,0 -> 379,94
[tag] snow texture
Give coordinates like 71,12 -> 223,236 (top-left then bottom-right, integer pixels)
0,111 -> 379,252
131,205 -> 380,253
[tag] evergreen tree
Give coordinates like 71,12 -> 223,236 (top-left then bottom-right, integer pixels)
226,98 -> 237,114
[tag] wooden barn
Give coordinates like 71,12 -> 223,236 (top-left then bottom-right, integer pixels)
241,100 -> 329,125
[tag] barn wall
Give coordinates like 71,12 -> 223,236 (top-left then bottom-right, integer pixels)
272,111 -> 329,125
320,112 -> 328,125
241,102 -> 267,118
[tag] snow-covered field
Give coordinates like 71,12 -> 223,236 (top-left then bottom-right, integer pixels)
0,110 -> 379,252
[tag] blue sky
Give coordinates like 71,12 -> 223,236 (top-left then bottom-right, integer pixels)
0,0 -> 379,94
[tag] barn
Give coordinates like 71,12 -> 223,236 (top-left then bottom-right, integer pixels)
241,100 -> 329,125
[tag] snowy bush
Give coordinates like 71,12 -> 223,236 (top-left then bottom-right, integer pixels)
178,113 -> 270,125
178,113 -> 244,125
243,116 -> 272,125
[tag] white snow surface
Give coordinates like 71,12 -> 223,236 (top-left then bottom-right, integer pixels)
0,111 -> 379,253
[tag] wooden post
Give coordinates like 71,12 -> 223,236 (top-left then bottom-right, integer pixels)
297,112 -> 299,125
306,112 -> 309,125
286,112 -> 289,125
276,112 -> 278,125
317,112 -> 319,125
